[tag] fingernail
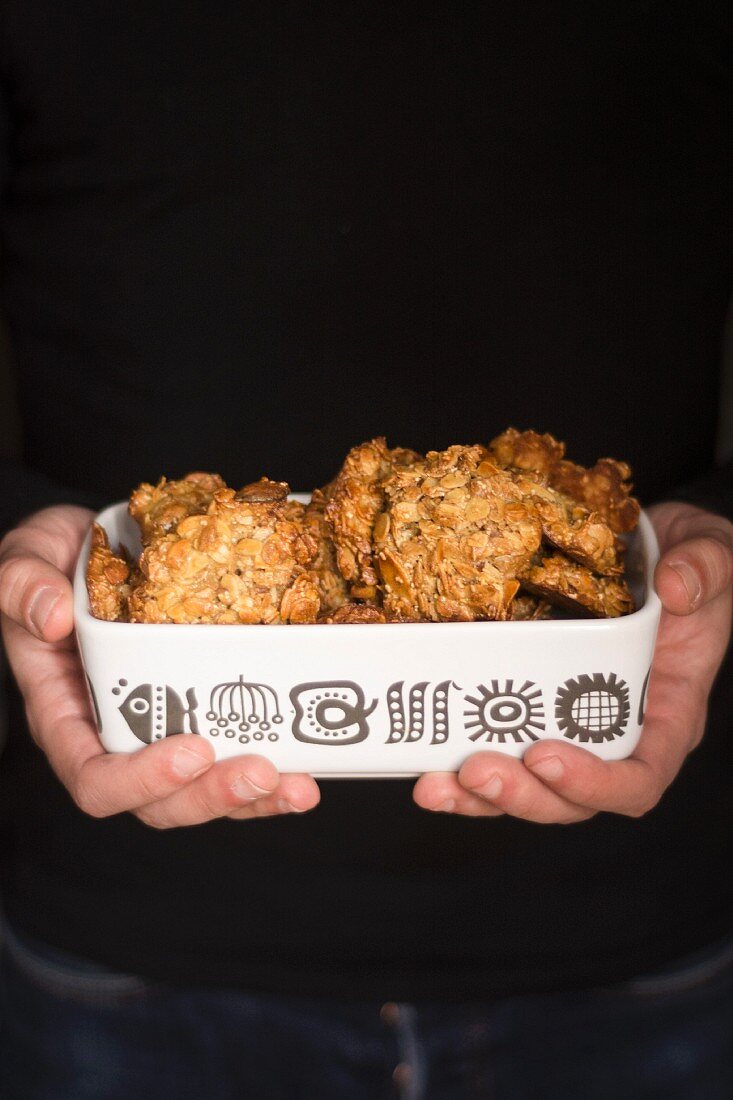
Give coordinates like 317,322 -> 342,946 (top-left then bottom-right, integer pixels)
277,798 -> 301,814
481,775 -> 503,801
530,756 -> 564,781
232,775 -> 272,801
433,799 -> 455,813
668,560 -> 702,609
172,746 -> 211,779
29,586 -> 61,635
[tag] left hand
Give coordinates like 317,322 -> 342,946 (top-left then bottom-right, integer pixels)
414,502 -> 733,823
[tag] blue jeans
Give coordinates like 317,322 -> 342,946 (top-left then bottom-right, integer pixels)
2,926 -> 733,1099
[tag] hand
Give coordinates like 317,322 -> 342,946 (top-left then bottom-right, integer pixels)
414,502 -> 733,822
0,506 -> 320,828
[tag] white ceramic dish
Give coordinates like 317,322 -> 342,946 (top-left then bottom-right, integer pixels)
74,501 -> 662,776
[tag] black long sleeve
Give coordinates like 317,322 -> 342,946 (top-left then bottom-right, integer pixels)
0,1 -> 731,1001
664,458 -> 733,522
0,455 -> 102,538
0,69 -> 101,536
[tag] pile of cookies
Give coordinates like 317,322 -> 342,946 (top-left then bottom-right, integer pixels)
87,429 -> 640,625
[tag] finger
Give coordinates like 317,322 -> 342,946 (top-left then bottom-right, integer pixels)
524,656 -> 704,817
0,555 -> 74,641
134,756 -> 277,828
134,755 -> 307,829
13,629 -> 217,817
523,737 -> 667,817
458,753 -> 595,824
63,730 -> 215,817
226,773 -> 322,820
0,506 -> 92,642
1,615 -> 81,705
20,645 -> 217,818
413,771 -> 505,817
655,533 -> 733,615
2,505 -> 93,575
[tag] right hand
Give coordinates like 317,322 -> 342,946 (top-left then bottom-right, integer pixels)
0,506 -> 320,828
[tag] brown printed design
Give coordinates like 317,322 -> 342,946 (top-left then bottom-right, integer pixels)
464,681 -> 545,743
637,666 -> 652,725
290,682 -> 377,745
386,681 -> 455,744
105,669 -> 636,753
555,673 -> 629,742
86,675 -> 103,733
112,679 -> 199,743
206,678 -> 283,743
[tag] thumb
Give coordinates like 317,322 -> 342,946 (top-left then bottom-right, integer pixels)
0,505 -> 93,641
655,529 -> 733,615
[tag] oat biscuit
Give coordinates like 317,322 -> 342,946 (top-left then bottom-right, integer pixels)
304,487 -> 349,614
88,430 -> 641,625
375,445 -> 543,621
129,472 -> 226,545
86,524 -> 132,622
521,552 -> 635,618
128,478 -> 320,624
324,438 -> 420,601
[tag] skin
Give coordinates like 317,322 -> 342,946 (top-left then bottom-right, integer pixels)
414,502 -> 733,822
0,501 -> 730,829
0,506 -> 320,828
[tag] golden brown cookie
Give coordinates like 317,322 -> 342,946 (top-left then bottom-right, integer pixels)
521,552 -> 635,618
509,473 -> 623,575
489,428 -> 640,536
86,524 -> 132,622
304,487 -> 349,614
509,593 -> 554,621
324,438 -> 420,601
549,458 -> 640,533
375,445 -> 542,621
129,472 -> 226,545
489,427 -> 565,479
128,478 -> 320,624
318,602 -> 390,624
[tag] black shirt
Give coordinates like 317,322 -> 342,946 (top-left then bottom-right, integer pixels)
0,3 -> 732,999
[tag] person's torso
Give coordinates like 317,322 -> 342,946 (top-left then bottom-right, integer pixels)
0,1 -> 731,997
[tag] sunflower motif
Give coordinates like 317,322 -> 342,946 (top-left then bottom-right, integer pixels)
464,680 -> 545,743
555,673 -> 630,742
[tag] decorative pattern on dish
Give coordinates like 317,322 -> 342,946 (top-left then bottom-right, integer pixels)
464,680 -> 545,743
206,678 -> 282,743
555,673 -> 630,742
385,680 -> 456,744
290,682 -> 377,745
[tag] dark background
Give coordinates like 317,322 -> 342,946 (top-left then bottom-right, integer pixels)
3,307 -> 731,494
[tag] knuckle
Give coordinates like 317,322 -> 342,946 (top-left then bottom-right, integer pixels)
664,507 -> 702,547
674,534 -> 733,599
703,535 -> 733,588
705,516 -> 733,550
0,554 -> 62,630
0,528 -> 22,562
0,555 -> 28,606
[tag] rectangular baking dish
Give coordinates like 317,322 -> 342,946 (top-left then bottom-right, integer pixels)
74,501 -> 662,776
